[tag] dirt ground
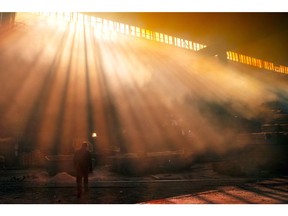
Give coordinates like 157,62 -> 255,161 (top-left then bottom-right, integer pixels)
1,162 -> 288,204
143,178 -> 288,204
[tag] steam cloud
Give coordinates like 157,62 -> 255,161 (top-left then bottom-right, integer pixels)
1,13 -> 287,158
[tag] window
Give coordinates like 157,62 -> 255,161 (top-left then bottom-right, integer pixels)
189,41 -> 193,50
103,19 -> 108,32
182,40 -> 188,48
155,32 -> 159,41
108,20 -> 114,31
120,23 -> 125,33
114,22 -> 120,32
91,16 -> 96,26
256,59 -> 262,68
193,42 -> 197,50
252,58 -> 256,66
160,33 -> 164,43
37,13 -> 209,53
141,29 -> 146,38
96,18 -> 102,30
130,26 -> 135,36
84,15 -> 90,25
125,25 -> 130,35
136,27 -> 140,37
164,35 -> 169,44
146,30 -> 151,39
176,38 -> 181,47
169,36 -> 173,45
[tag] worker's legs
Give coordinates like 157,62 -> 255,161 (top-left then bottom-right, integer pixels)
76,173 -> 83,198
83,173 -> 89,193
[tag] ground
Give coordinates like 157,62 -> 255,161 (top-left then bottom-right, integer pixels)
0,162 -> 288,204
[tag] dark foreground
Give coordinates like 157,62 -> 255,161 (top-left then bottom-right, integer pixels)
0,163 -> 288,204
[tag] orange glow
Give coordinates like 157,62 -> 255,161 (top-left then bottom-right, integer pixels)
92,132 -> 97,138
1,12 -> 288,162
226,51 -> 288,74
34,12 -> 206,53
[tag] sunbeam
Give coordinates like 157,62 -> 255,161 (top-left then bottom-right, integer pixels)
1,13 -> 288,172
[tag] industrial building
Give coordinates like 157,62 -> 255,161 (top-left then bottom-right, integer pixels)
0,12 -> 288,204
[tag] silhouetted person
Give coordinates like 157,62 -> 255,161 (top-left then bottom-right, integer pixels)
73,141 -> 93,198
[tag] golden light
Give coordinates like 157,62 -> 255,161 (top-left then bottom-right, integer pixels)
1,12 -> 287,163
91,132 -> 97,138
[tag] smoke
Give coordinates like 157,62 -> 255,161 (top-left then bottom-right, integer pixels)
0,13 -> 286,158
97,37 -> 282,155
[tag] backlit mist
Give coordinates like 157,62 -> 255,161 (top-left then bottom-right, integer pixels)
1,13 -> 287,158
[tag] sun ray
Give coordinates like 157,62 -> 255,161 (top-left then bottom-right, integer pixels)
1,12 -> 288,171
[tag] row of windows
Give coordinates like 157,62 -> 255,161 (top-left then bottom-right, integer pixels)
33,13 -> 288,75
227,51 -> 288,74
34,12 -> 207,51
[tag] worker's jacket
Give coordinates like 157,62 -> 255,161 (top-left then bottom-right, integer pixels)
73,149 -> 92,174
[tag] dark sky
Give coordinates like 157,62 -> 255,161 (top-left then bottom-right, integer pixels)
86,12 -> 288,65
